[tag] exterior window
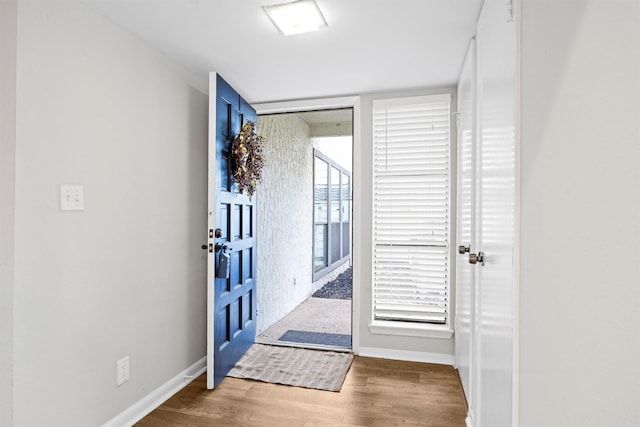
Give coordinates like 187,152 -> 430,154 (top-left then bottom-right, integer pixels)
372,94 -> 451,326
313,157 -> 329,271
313,150 -> 351,279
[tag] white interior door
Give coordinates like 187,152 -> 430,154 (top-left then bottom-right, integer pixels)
456,1 -> 518,426
455,37 -> 476,416
475,0 -> 517,426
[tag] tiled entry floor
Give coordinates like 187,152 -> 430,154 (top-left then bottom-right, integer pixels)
256,297 -> 352,350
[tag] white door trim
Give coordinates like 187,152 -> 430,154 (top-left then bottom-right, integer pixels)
474,0 -> 520,424
253,96 -> 362,354
206,72 -> 218,389
455,36 -> 478,418
512,0 -> 522,425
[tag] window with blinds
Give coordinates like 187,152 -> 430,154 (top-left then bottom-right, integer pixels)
372,94 -> 451,325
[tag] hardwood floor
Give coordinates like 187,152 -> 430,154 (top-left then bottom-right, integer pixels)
135,356 -> 468,427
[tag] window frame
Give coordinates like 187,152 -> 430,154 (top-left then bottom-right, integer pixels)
312,148 -> 351,281
368,94 -> 454,339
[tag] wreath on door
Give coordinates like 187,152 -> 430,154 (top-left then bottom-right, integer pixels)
232,121 -> 265,199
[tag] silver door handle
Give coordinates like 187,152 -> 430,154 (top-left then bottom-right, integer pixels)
214,243 -> 233,253
458,245 -> 470,254
469,252 -> 485,266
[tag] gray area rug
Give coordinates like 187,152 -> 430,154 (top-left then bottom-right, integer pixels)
227,343 -> 353,392
279,330 -> 352,347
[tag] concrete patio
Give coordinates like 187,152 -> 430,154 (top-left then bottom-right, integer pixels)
257,296 -> 352,351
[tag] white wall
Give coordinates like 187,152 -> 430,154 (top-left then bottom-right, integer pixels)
13,1 -> 209,425
256,114 -> 314,333
0,0 -> 17,425
357,87 -> 457,362
519,1 -> 640,426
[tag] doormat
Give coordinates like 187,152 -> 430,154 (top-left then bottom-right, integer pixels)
227,343 -> 353,392
279,330 -> 352,348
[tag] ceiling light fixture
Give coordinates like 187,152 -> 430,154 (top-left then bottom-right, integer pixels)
263,0 -> 327,36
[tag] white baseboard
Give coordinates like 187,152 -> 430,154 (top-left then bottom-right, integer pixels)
101,357 -> 206,427
357,346 -> 455,366
466,415 -> 474,427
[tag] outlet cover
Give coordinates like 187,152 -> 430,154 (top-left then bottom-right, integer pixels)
116,356 -> 130,386
60,184 -> 84,211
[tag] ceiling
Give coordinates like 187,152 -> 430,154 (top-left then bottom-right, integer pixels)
83,0 -> 484,104
297,108 -> 352,126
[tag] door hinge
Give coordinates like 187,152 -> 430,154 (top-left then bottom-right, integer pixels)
506,0 -> 514,22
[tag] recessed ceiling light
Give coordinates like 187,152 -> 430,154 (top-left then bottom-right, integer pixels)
263,0 -> 327,36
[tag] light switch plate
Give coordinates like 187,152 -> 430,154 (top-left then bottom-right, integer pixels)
60,184 -> 84,211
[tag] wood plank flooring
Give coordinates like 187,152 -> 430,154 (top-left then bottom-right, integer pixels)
135,356 -> 468,427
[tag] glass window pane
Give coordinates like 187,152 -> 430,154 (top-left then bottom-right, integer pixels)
342,173 -> 350,257
314,158 -> 329,271
313,151 -> 352,273
330,167 -> 340,223
314,158 -> 328,224
314,224 -> 327,271
331,221 -> 341,263
330,167 -> 341,262
342,173 -> 350,224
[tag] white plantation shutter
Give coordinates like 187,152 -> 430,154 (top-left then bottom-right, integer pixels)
373,95 -> 451,325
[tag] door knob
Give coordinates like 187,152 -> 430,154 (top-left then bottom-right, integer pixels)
469,252 -> 485,266
201,244 -> 207,250
458,245 -> 470,254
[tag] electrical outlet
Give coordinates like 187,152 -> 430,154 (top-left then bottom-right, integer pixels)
60,184 -> 84,211
116,356 -> 130,386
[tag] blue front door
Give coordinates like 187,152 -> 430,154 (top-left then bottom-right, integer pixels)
208,74 -> 257,388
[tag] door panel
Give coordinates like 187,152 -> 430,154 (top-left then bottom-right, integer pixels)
455,38 -> 476,418
476,1 -> 517,426
207,73 -> 257,389
456,1 -> 517,424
